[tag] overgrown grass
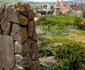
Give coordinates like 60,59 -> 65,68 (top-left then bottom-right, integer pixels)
64,30 -> 85,43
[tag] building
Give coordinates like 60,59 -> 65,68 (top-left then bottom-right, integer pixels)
53,0 -> 71,15
60,0 -> 71,14
53,0 -> 84,17
37,3 -> 53,15
70,2 -> 84,17
53,0 -> 61,15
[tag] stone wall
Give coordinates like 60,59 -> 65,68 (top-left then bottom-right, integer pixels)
0,2 -> 39,70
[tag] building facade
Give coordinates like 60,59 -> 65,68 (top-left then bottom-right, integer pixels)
53,0 -> 84,17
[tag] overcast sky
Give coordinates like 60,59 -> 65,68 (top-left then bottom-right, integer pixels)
19,0 -> 74,2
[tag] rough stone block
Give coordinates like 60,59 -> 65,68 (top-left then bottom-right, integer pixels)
28,10 -> 35,20
15,54 -> 23,63
28,21 -> 35,38
0,5 -> 4,21
5,6 -> 19,23
25,3 -> 31,12
18,54 -> 32,68
0,35 -> 14,70
12,64 -> 25,70
28,21 -> 35,28
32,30 -> 37,41
20,27 -> 28,44
0,35 -> 3,69
11,24 -> 28,44
11,24 -> 21,43
22,39 -> 32,54
31,61 -> 40,70
15,41 -> 23,54
23,40 -> 38,60
18,13 -> 28,25
1,19 -> 11,35
17,3 -> 27,16
31,41 -> 38,60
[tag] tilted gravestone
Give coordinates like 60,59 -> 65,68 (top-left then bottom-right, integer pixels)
0,2 -> 39,70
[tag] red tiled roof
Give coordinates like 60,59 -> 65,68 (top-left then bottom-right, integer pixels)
81,20 -> 85,25
60,0 -> 64,8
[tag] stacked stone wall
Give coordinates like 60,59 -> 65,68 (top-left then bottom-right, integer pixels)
0,2 -> 39,70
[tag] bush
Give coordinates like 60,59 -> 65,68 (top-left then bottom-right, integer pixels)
38,37 -> 54,57
38,45 -> 53,57
48,11 -> 53,15
78,24 -> 85,30
48,59 -> 70,70
36,15 -> 77,26
74,17 -> 85,30
55,41 -> 85,70
37,11 -> 46,15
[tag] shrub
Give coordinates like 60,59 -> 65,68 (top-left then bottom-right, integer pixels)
48,59 -> 70,70
74,17 -> 85,30
78,24 -> 85,30
37,11 -> 46,15
55,41 -> 85,70
38,37 -> 54,57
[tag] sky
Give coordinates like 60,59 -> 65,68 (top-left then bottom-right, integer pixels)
19,0 -> 74,2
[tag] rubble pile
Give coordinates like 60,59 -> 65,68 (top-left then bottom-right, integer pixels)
0,2 -> 39,70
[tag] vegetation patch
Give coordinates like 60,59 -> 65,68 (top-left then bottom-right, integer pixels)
36,15 -> 85,69
64,30 -> 85,43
